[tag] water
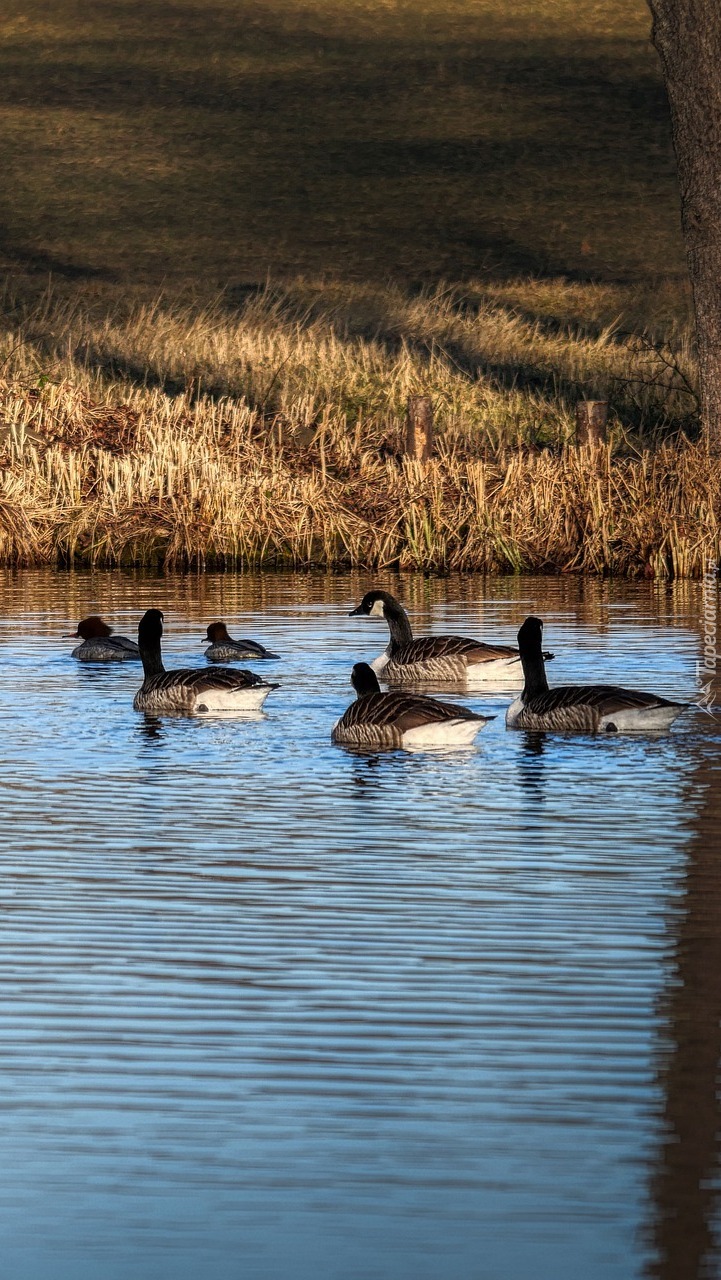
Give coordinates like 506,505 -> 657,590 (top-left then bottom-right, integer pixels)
0,570 -> 719,1280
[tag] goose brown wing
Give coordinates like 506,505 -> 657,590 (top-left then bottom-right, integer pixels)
340,691 -> 482,732
525,684 -> 677,715
395,636 -> 517,665
144,666 -> 270,694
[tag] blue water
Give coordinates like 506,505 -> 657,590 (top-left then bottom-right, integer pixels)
0,570 -> 718,1280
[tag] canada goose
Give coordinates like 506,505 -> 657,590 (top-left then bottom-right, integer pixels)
506,616 -> 688,733
332,662 -> 494,748
349,590 -> 553,684
65,616 -> 140,662
133,609 -> 279,714
203,621 -> 280,662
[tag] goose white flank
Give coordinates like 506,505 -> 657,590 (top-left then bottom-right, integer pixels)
134,609 -> 279,714
332,661 -> 494,749
349,589 -> 553,685
506,615 -> 688,733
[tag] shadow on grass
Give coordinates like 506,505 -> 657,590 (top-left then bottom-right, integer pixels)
0,226 -> 118,282
0,0 -> 682,287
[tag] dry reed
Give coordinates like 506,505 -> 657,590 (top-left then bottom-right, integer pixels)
0,286 -> 714,577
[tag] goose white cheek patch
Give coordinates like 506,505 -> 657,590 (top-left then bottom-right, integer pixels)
369,599 -> 386,618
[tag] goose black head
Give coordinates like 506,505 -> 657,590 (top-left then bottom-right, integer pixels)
517,615 -> 543,655
351,662 -> 382,696
138,608 -> 164,646
349,590 -> 399,619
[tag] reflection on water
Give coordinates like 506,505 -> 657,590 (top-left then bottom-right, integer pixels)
0,569 -> 718,1280
648,745 -> 721,1280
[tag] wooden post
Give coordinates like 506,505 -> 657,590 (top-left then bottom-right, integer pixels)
406,395 -> 434,461
575,400 -> 608,446
184,375 -> 200,404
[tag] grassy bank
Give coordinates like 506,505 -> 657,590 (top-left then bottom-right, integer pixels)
0,284 -> 714,577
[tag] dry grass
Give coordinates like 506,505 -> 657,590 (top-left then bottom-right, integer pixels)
0,284 -> 714,577
3,279 -> 698,434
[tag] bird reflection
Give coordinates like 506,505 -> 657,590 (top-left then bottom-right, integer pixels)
351,754 -> 383,787
136,714 -> 165,741
135,709 -> 266,742
516,730 -> 547,805
521,730 -> 546,758
647,749 -> 721,1279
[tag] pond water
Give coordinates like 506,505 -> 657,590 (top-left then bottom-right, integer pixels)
0,569 -> 719,1280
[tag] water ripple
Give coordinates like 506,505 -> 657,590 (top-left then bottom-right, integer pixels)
0,570 -> 717,1280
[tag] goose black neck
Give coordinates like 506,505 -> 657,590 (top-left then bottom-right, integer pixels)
517,616 -> 548,700
139,640 -> 165,679
138,611 -> 166,679
384,598 -> 413,650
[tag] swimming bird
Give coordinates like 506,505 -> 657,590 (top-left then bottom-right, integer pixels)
506,616 -> 688,733
203,621 -> 280,662
133,609 -> 279,714
332,662 -> 494,749
349,590 -> 553,685
65,616 -> 140,662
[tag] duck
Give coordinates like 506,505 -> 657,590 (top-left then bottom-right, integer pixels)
506,615 -> 688,733
332,662 -> 494,749
133,609 -> 279,714
203,621 -> 280,662
349,590 -> 553,685
65,616 -> 140,662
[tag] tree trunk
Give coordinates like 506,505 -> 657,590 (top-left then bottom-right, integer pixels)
648,1 -> 721,444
